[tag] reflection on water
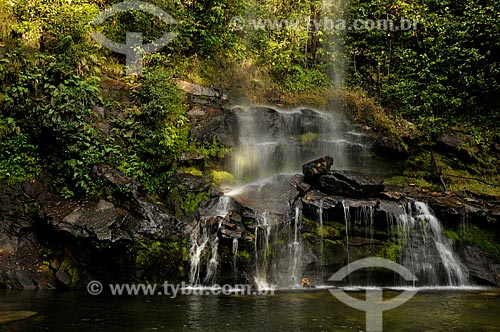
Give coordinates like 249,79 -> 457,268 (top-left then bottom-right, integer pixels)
1,289 -> 500,332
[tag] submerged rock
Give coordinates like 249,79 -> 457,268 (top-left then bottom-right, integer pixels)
0,311 -> 37,324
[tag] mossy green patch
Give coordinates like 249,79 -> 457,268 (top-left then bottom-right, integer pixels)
210,170 -> 236,186
299,132 -> 320,145
179,167 -> 203,176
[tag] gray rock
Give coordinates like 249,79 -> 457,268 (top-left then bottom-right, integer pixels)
462,245 -> 500,286
302,156 -> 334,179
318,170 -> 384,197
188,106 -> 239,147
171,173 -> 211,192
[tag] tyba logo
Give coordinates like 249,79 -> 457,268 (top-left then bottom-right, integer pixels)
89,1 -> 177,75
328,257 -> 418,332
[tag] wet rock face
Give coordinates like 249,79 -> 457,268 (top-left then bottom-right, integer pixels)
301,156 -> 385,197
0,165 -> 186,290
302,156 -> 334,179
0,180 -> 59,289
461,245 -> 500,286
318,171 -> 384,197
188,105 -> 239,147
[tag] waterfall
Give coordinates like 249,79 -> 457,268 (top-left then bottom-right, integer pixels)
342,201 -> 351,267
230,107 -> 374,181
398,202 -> 468,286
216,195 -> 231,216
197,106 -> 390,288
393,202 -> 469,286
203,220 -> 222,285
338,200 -> 467,287
318,199 -> 324,267
189,221 -> 210,285
290,205 -> 303,287
232,238 -> 239,279
254,212 -> 273,290
188,196 -> 232,286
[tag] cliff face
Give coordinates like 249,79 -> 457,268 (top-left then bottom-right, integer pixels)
1,86 -> 500,289
0,166 -> 188,290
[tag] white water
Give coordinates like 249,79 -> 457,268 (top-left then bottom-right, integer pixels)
342,201 -> 351,268
203,220 -> 222,285
230,107 -> 371,181
189,222 -> 210,285
290,205 -> 302,287
393,202 -> 469,286
254,212 -> 273,289
189,196 -> 232,286
318,200 -> 325,273
232,238 -> 239,279
188,103 -> 470,289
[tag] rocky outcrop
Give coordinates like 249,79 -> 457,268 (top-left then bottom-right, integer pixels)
175,79 -> 228,106
291,156 -> 500,286
461,245 -> 500,286
187,105 -> 239,147
436,133 -> 479,164
0,178 -> 59,289
301,156 -> 385,197
0,165 -> 186,290
318,171 -> 384,197
302,156 -> 334,179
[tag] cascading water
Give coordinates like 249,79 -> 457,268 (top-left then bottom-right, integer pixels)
203,220 -> 222,285
290,205 -> 303,287
189,222 -> 210,285
232,238 -> 239,279
317,199 -> 325,275
254,212 -> 273,290
394,202 -> 469,286
188,103 -> 469,289
336,200 -> 468,287
188,195 -> 232,286
230,107 -> 374,181
342,201 -> 351,268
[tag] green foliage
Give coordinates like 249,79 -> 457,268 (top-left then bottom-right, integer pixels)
111,69 -> 189,196
180,167 -> 203,177
238,250 -> 251,262
378,242 -> 403,261
444,230 -> 460,244
181,191 -> 211,213
135,238 -> 188,282
0,133 -> 40,183
345,0 -> 500,134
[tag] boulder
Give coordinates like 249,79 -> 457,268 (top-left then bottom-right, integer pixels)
318,170 -> 384,197
436,133 -> 478,163
302,156 -> 334,179
51,198 -> 182,242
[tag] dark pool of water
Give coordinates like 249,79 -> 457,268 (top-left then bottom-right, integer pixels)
1,288 -> 500,331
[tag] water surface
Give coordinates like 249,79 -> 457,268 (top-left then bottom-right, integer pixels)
1,289 -> 500,331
